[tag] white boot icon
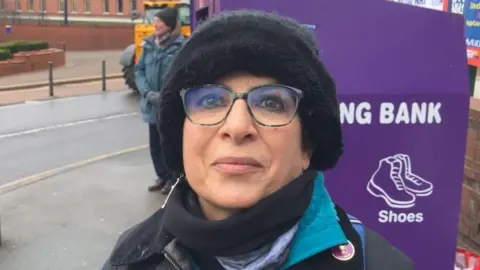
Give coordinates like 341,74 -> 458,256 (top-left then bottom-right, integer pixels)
394,154 -> 433,197
367,156 -> 416,209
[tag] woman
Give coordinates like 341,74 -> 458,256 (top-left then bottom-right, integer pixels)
103,10 -> 414,270
135,7 -> 186,193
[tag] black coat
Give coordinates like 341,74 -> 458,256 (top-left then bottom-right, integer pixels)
102,205 -> 413,270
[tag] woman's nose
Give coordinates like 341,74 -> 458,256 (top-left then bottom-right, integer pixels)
219,100 -> 257,144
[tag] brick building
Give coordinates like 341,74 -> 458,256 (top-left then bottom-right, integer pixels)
0,0 -> 144,23
0,0 -> 188,50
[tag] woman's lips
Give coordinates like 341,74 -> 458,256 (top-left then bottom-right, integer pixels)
212,157 -> 263,175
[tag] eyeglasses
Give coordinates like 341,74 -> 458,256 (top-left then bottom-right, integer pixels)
179,84 -> 303,127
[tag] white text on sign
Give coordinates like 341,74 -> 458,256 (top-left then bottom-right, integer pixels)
340,102 -> 442,125
378,210 -> 424,223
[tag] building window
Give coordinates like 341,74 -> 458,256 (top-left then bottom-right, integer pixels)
28,0 -> 34,11
103,0 -> 110,13
83,0 -> 90,12
71,0 -> 77,12
15,0 -> 21,10
58,0 -> 65,11
40,0 -> 46,11
116,0 -> 123,13
130,0 -> 137,11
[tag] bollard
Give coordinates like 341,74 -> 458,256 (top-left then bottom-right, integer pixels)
0,216 -> 2,246
102,60 -> 106,91
48,61 -> 54,97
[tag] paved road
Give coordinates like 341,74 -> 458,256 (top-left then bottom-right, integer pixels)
0,51 -> 123,86
0,79 -> 127,106
0,88 -> 165,270
0,149 -> 163,270
0,91 -> 148,186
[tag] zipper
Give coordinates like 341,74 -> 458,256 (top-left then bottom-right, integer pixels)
161,173 -> 184,209
163,250 -> 183,270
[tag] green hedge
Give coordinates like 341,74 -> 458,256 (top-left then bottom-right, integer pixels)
0,49 -> 12,61
0,41 -> 49,54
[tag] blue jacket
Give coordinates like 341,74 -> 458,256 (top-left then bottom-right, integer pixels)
135,34 -> 186,124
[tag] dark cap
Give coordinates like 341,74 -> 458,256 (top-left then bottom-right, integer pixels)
155,7 -> 178,29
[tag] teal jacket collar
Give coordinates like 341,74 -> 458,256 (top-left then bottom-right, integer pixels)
281,172 -> 348,269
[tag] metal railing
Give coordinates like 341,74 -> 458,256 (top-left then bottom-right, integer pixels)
0,9 -> 49,25
0,9 -> 134,26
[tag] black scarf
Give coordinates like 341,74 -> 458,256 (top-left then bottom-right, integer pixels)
162,170 -> 316,257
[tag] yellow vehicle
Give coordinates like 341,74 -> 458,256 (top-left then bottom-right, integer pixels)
120,0 -> 191,93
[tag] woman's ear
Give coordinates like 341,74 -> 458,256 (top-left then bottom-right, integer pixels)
302,151 -> 311,171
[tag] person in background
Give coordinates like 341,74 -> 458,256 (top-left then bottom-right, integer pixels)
135,7 -> 186,194
104,10 -> 414,270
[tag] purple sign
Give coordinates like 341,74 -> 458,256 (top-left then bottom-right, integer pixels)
194,0 -> 471,269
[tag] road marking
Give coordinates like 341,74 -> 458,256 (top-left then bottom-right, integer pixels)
0,102 -> 34,110
0,90 -> 131,110
24,100 -> 42,104
0,112 -> 138,140
0,144 -> 148,195
3,79 -> 126,92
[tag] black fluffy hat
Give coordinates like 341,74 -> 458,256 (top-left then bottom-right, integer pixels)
155,7 -> 178,29
158,10 -> 343,174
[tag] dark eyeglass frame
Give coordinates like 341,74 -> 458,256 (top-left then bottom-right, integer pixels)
179,84 -> 304,127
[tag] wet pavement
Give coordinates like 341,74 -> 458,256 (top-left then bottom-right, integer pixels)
0,89 -> 164,269
0,90 -> 138,135
0,91 -> 146,186
0,51 -> 123,86
0,79 -> 128,106
0,149 -> 165,270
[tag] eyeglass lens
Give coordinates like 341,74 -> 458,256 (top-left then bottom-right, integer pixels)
182,85 -> 300,126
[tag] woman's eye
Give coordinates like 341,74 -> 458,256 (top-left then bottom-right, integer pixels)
259,98 -> 285,111
198,95 -> 227,108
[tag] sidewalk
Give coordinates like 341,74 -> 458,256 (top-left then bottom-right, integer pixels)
0,51 -> 124,86
0,148 -> 164,270
0,79 -> 128,105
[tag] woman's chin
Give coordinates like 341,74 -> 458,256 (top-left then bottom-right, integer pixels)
218,199 -> 258,211
210,192 -> 264,212
198,177 -> 266,210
